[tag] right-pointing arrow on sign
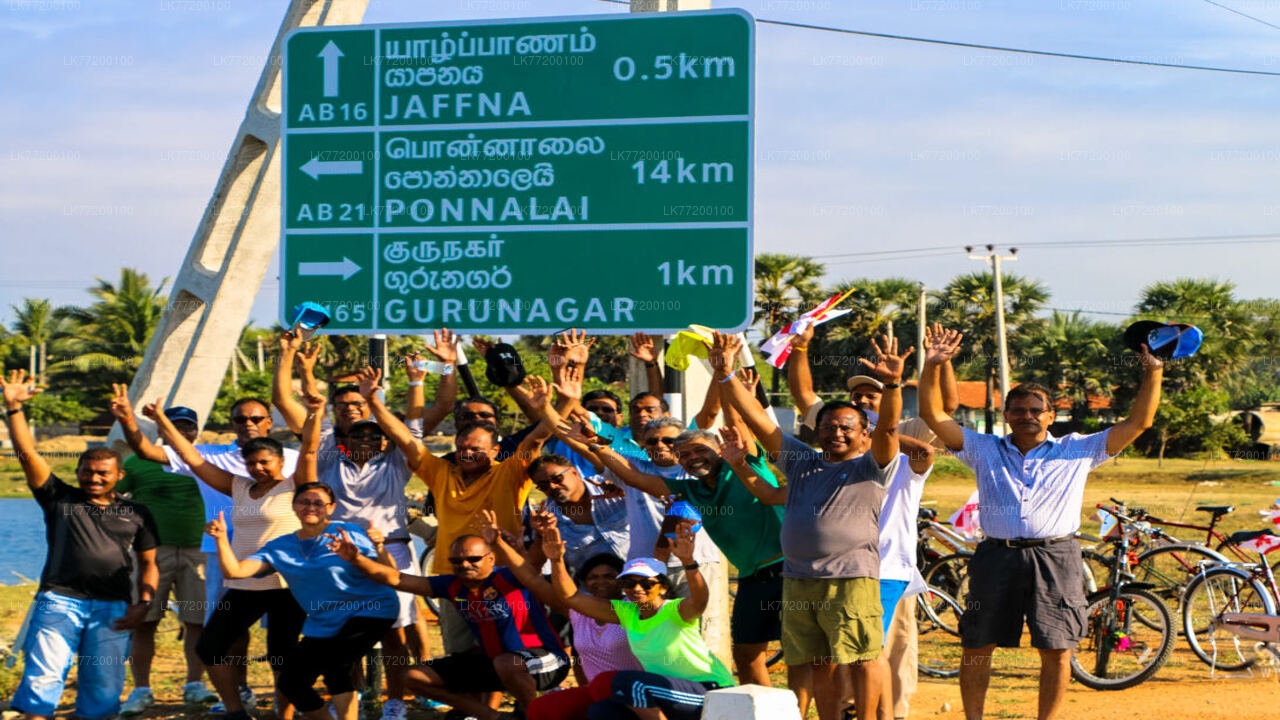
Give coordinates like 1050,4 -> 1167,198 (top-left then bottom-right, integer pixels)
299,257 -> 362,280
301,157 -> 363,180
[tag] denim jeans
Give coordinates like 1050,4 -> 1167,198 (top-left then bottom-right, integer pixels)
11,591 -> 130,719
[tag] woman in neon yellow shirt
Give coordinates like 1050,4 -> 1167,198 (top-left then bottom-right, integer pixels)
545,523 -> 735,720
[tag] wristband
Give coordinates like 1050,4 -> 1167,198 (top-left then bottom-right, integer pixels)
882,382 -> 902,390
644,361 -> 658,368
791,344 -> 808,352
408,380 -> 424,387
717,370 -> 737,384
6,407 -> 23,417
683,562 -> 700,571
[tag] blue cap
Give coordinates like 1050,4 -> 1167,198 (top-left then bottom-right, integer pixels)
618,557 -> 667,579
663,499 -> 704,537
290,302 -> 331,340
1124,321 -> 1203,360
164,406 -> 198,425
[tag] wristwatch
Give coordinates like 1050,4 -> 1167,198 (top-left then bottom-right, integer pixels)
882,382 -> 902,390
683,562 -> 700,571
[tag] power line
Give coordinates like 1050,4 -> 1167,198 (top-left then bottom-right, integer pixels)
811,233 -> 1280,261
1202,0 -> 1280,32
590,0 -> 1280,76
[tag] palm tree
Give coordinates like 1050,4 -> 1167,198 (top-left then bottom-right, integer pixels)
1134,278 -> 1252,388
1021,311 -> 1115,423
935,271 -> 1048,432
754,253 -> 825,394
9,298 -> 75,382
53,268 -> 169,393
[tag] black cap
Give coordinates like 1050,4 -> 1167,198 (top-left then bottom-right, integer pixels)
1123,321 -> 1204,359
484,342 -> 527,388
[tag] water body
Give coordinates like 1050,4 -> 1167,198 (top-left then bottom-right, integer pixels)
0,497 -> 46,585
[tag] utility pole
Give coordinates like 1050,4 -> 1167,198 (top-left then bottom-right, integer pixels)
917,282 -> 926,379
967,245 -> 1018,435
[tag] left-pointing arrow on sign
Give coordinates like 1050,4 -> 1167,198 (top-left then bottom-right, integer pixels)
301,157 -> 363,180
299,257 -> 362,280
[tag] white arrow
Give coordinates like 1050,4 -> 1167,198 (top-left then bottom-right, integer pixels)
318,40 -> 343,97
299,257 -> 362,280
301,157 -> 363,180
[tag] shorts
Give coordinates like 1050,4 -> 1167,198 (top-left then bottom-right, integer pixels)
196,588 -> 305,668
878,579 -> 910,638
11,591 -> 130,719
383,540 -> 419,630
731,561 -> 783,644
781,576 -> 883,665
960,538 -> 1087,650
146,546 -> 206,624
422,647 -> 569,694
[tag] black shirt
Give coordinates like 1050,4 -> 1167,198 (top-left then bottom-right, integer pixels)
33,474 -> 159,602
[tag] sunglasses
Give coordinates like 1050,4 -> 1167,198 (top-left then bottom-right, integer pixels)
537,468 -> 573,485
618,577 -> 661,590
645,437 -> 677,447
459,410 -> 497,419
345,432 -> 384,441
232,415 -> 269,424
448,553 -> 491,566
817,423 -> 862,434
584,404 -> 617,415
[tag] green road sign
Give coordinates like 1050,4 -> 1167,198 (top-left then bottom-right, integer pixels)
281,9 -> 753,333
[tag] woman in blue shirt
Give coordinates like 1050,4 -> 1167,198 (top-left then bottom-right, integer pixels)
208,395 -> 399,720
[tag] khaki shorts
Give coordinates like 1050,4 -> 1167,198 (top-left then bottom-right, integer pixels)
146,546 -> 207,624
781,576 -> 883,665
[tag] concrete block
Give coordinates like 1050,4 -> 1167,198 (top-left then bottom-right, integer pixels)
701,684 -> 802,720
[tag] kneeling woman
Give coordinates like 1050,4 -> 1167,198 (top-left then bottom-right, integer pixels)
545,523 -> 735,720
205,396 -> 399,720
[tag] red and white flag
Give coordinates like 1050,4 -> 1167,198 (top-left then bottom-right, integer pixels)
948,490 -> 983,539
1239,532 -> 1280,555
760,289 -> 855,369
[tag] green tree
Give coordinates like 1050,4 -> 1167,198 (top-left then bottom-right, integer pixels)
1020,311 -> 1116,422
9,298 -> 76,382
1149,386 -> 1247,465
754,254 -> 825,395
934,271 -> 1049,432
808,278 -> 922,393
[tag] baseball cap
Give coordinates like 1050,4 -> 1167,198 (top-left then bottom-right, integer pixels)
483,342 -> 527,387
846,374 -> 885,392
1123,321 -> 1204,360
618,557 -> 667,579
663,499 -> 704,538
164,407 -> 198,425
290,301 -> 331,341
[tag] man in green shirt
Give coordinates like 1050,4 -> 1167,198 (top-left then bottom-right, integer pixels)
114,406 -> 218,714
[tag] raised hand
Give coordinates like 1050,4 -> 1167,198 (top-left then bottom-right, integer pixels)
205,511 -> 228,540
671,522 -> 696,564
108,383 -> 134,423
859,334 -> 914,383
365,526 -> 386,546
141,398 -> 163,422
628,333 -> 658,364
325,529 -> 360,563
558,418 -> 599,446
923,326 -> 963,366
554,362 -> 584,403
739,367 -> 760,396
717,426 -> 748,465
424,328 -> 458,365
475,508 -> 501,545
405,352 -> 427,384
296,341 -> 321,375
472,337 -> 495,357
554,328 -> 595,367
278,330 -> 302,355
1,370 -> 40,408
582,474 -> 625,498
790,320 -> 815,348
356,366 -> 383,399
1136,343 -> 1164,371
524,375 -> 551,409
529,501 -> 558,536
302,392 -> 326,414
709,331 -> 742,376
541,523 -> 566,563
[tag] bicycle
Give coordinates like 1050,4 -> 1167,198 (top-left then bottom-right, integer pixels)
1124,501 -> 1280,570
1069,500 -> 1175,690
915,584 -> 964,679
916,507 -> 976,614
1181,538 -> 1280,672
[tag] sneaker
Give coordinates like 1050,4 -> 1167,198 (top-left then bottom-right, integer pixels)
120,687 -> 155,716
239,685 -> 258,709
380,699 -> 407,720
416,696 -> 450,711
184,681 -> 219,705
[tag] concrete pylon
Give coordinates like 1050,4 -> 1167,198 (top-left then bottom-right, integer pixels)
109,0 -> 370,444
630,0 -> 711,11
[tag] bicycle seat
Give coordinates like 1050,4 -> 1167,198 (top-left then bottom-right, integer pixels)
1227,528 -> 1277,545
918,507 -> 938,521
1195,505 -> 1235,518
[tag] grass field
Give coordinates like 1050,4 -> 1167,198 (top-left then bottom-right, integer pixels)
3,457 -> 1280,717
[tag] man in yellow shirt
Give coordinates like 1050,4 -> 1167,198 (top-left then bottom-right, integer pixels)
360,367 -> 553,653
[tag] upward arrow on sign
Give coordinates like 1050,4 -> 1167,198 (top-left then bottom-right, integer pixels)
318,40 -> 343,97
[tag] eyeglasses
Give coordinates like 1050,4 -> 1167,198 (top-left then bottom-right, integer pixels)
1006,407 -> 1050,417
817,423 -> 862,434
538,468 -> 573,485
232,415 -> 269,424
345,432 -> 383,441
645,437 -> 677,447
448,553 -> 492,566
584,404 -> 617,415
618,577 -> 660,590
334,400 -> 367,409
458,410 -> 497,419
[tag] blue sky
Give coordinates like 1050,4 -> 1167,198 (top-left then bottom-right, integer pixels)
2,0 -> 1278,330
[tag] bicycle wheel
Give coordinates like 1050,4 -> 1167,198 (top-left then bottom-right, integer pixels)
1181,567 -> 1276,671
1070,587 -> 1174,690
1133,544 -> 1227,634
922,552 -> 972,612
916,586 -> 963,679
